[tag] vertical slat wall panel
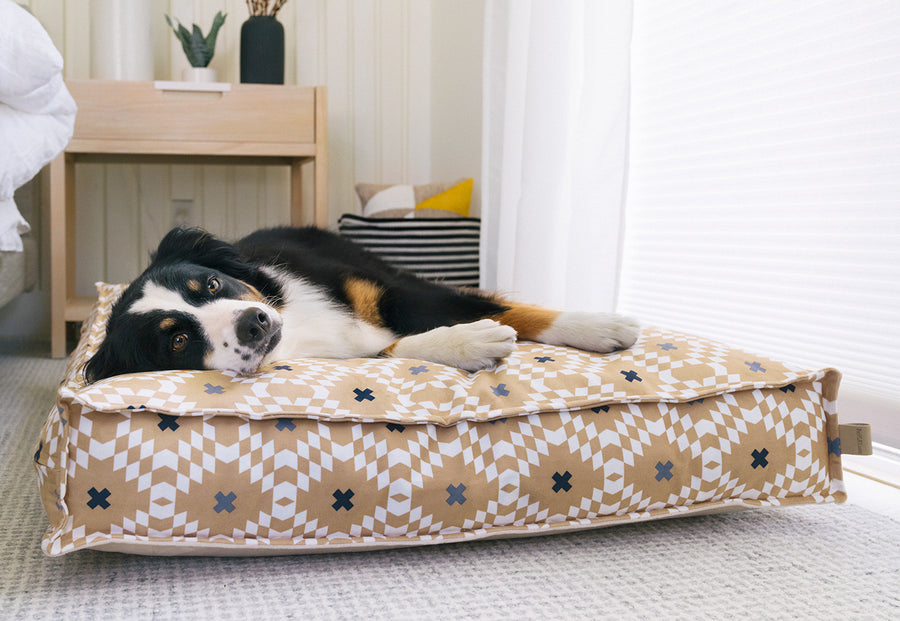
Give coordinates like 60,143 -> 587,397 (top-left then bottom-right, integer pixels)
137,164 -> 172,264
21,0 -> 434,297
323,0 -> 354,216
377,0 -> 407,183
72,164 -> 105,295
103,165 -> 140,284
353,0 -> 377,193
62,0 -> 90,80
406,1 -> 431,183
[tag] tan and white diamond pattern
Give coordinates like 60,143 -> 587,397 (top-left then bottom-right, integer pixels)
34,286 -> 846,556
39,370 -> 844,556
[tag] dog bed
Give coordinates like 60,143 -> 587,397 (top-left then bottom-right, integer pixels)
35,283 -> 846,556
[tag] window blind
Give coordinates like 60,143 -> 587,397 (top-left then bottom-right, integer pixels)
618,0 -> 900,445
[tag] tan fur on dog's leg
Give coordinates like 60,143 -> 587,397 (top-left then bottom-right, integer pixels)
495,302 -> 639,353
493,303 -> 561,340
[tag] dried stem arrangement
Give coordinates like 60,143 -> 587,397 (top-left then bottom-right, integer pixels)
246,0 -> 288,17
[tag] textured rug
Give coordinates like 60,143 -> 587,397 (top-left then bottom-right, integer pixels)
2,347 -> 899,620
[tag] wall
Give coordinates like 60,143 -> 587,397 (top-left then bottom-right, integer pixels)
0,0 -> 486,344
430,0 -> 484,216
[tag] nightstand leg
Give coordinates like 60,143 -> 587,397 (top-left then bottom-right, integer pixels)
314,86 -> 328,228
290,160 -> 303,226
49,154 -> 69,358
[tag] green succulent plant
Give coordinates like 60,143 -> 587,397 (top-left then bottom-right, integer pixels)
165,11 -> 227,68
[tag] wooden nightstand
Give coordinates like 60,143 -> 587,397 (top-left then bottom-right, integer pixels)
49,80 -> 327,358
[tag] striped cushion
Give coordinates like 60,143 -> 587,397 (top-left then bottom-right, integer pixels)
338,214 -> 481,287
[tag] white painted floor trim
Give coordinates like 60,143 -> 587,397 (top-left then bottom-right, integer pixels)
842,442 -> 900,520
842,442 -> 900,488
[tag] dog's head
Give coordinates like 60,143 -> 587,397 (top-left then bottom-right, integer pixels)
84,228 -> 283,383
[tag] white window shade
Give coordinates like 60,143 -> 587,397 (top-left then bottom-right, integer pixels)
618,1 -> 900,445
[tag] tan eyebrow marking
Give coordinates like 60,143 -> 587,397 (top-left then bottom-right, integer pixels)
159,317 -> 176,330
188,279 -> 201,292
240,284 -> 267,304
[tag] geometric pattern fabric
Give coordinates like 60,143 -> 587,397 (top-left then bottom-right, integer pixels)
35,283 -> 846,556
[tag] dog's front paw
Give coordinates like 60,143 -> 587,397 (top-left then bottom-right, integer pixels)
391,319 -> 518,372
538,312 -> 640,353
445,319 -> 519,371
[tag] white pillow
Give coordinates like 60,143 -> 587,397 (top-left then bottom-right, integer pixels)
0,1 -> 76,251
0,1 -> 66,111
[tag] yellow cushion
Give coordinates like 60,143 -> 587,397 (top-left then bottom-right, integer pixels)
415,178 -> 473,217
356,179 -> 470,218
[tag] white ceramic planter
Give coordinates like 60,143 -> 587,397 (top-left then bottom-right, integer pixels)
181,67 -> 218,83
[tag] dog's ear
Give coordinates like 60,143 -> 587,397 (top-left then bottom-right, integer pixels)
151,227 -> 255,281
83,337 -> 122,384
152,227 -> 235,266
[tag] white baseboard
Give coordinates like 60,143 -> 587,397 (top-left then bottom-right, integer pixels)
842,442 -> 900,490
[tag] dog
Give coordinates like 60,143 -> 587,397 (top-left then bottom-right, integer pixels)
83,226 -> 640,383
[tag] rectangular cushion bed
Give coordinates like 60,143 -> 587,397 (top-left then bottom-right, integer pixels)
34,283 -> 846,556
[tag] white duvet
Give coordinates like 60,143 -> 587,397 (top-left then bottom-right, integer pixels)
0,0 -> 76,251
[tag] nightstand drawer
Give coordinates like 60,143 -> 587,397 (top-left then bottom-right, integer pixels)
67,80 -> 316,152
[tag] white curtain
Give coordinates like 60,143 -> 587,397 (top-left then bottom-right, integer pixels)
480,0 -> 633,311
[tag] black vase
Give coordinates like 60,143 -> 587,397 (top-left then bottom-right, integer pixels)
240,16 -> 285,84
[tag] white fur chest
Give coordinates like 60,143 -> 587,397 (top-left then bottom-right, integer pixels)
262,268 -> 396,362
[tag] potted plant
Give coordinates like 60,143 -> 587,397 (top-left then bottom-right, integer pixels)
165,10 -> 227,82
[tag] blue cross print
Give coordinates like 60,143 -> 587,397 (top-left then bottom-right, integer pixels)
353,388 -> 375,402
214,491 -> 237,513
655,461 -> 674,482
751,448 -> 769,469
332,489 -> 354,511
491,384 -> 510,397
620,370 -> 642,383
744,361 -> 766,373
828,437 -> 841,456
275,418 -> 296,432
446,483 -> 467,505
157,413 -> 180,431
552,471 -> 573,493
87,487 -> 111,509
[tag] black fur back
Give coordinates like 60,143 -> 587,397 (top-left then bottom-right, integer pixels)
236,227 -> 508,336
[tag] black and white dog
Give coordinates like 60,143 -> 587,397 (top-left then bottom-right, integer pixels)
84,227 -> 639,383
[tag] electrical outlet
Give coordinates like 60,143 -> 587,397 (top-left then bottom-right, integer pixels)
172,199 -> 194,227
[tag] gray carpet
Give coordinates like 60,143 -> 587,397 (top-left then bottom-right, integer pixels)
2,347 -> 899,620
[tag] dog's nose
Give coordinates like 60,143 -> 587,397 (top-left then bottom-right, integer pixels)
236,308 -> 271,346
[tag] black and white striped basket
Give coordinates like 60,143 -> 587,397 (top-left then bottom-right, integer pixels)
338,214 -> 481,288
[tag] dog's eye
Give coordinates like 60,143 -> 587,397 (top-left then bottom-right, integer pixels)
207,278 -> 220,294
171,333 -> 189,352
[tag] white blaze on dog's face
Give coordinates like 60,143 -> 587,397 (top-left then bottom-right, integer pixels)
127,267 -> 283,375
